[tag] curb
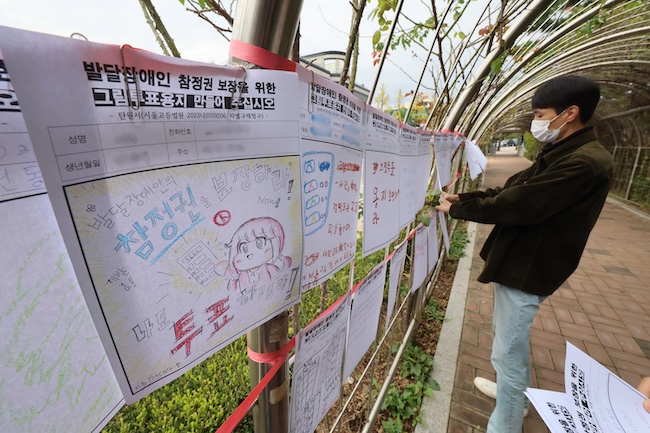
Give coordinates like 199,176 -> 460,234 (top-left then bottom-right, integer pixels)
415,221 -> 478,433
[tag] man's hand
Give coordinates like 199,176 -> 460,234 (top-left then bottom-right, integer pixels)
435,192 -> 459,214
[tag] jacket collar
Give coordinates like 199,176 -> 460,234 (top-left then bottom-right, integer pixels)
536,127 -> 596,167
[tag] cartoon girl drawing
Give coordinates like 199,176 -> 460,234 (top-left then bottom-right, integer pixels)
215,217 -> 292,294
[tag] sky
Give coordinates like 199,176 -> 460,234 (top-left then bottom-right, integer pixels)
0,0 -> 432,107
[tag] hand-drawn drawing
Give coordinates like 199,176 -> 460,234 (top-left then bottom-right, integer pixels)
215,217 -> 293,300
177,240 -> 220,286
62,157 -> 301,401
302,151 -> 334,235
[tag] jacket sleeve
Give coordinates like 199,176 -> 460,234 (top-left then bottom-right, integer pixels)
456,167 -> 529,201
458,186 -> 503,201
449,155 -> 607,225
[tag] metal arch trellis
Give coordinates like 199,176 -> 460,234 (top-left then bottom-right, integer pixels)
459,0 -> 631,135
450,2 -> 643,127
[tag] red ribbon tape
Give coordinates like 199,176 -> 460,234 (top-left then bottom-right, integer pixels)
229,39 -> 296,72
216,337 -> 296,433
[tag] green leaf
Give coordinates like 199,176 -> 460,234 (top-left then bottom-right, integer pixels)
373,30 -> 382,46
457,31 -> 466,40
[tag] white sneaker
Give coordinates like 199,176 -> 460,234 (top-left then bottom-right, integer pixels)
474,377 -> 530,417
474,377 -> 497,399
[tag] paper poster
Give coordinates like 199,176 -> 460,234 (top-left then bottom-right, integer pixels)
433,132 -> 454,189
0,26 -> 302,403
411,224 -> 428,292
398,123 -> 419,229
452,133 -> 464,152
0,52 -> 124,432
427,215 -> 439,273
465,139 -> 488,180
438,210 -> 451,253
296,67 -> 364,291
0,56 -> 45,200
289,295 -> 350,433
526,342 -> 650,433
343,261 -> 387,379
362,105 -> 400,256
417,129 -> 433,210
385,241 -> 406,334
0,196 -> 125,433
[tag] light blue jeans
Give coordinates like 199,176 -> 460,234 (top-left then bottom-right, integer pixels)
487,282 -> 545,433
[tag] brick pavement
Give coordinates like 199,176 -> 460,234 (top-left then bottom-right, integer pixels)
447,153 -> 650,433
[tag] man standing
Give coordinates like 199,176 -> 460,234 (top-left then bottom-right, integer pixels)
436,75 -> 613,433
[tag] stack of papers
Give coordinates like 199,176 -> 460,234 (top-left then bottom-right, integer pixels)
526,342 -> 650,433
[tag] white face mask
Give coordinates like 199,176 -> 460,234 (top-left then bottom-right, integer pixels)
530,110 -> 568,143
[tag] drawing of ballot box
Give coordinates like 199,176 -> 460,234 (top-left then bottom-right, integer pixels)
302,151 -> 334,236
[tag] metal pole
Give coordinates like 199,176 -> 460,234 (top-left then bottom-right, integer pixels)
228,2 -> 303,432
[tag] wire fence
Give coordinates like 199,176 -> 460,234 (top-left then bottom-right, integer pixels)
597,112 -> 650,211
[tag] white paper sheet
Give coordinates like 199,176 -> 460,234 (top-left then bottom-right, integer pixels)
289,295 -> 350,433
416,130 -> 433,210
427,216 -> 439,273
0,26 -> 302,403
0,50 -> 124,431
296,67 -> 364,291
343,261 -> 387,379
362,105 -> 400,256
464,140 -> 487,180
0,196 -> 125,433
438,210 -> 451,253
0,55 -> 45,200
411,224 -> 428,292
399,123 -> 419,229
433,132 -> 454,189
526,341 -> 650,433
385,241 -> 407,334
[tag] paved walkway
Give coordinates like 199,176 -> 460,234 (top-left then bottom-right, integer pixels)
417,151 -> 650,432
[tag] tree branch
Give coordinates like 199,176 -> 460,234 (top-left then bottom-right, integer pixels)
339,0 -> 367,86
139,0 -> 181,57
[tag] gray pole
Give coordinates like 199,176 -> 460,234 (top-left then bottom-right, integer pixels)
228,1 -> 303,432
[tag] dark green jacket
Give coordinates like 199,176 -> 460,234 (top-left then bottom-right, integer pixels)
449,128 -> 613,296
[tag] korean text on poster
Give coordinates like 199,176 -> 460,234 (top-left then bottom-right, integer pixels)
289,294 -> 350,433
343,261 -> 387,379
0,26 -> 302,403
399,123 -> 419,229
65,157 -> 301,402
362,105 -> 400,256
0,52 -> 44,200
297,68 -> 364,291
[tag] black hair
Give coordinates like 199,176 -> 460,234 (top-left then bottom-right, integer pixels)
531,75 -> 600,123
